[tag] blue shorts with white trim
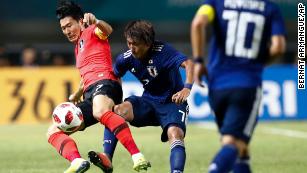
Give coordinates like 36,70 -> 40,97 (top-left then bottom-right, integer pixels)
209,87 -> 262,143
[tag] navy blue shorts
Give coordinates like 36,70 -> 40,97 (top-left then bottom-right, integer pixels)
76,79 -> 123,130
125,96 -> 189,142
209,87 -> 262,143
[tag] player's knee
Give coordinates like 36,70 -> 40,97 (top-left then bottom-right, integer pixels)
46,124 -> 61,139
221,135 -> 236,146
93,107 -> 109,120
92,95 -> 115,120
113,101 -> 134,122
167,126 -> 184,142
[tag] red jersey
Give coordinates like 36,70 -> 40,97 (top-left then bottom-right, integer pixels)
74,25 -> 118,90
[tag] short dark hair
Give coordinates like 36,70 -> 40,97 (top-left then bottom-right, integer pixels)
124,20 -> 155,45
56,0 -> 84,21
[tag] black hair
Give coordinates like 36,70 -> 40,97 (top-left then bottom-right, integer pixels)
56,0 -> 84,21
124,20 -> 155,45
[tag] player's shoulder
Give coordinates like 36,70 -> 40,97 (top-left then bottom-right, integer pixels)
118,49 -> 133,60
152,41 -> 176,54
264,0 -> 280,12
152,41 -> 165,52
84,25 -> 96,33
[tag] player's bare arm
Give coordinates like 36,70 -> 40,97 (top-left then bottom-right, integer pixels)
172,59 -> 194,104
69,79 -> 84,104
268,35 -> 286,63
191,14 -> 210,87
83,13 -> 113,36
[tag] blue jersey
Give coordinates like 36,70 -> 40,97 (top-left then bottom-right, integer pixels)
203,0 -> 286,89
114,41 -> 187,103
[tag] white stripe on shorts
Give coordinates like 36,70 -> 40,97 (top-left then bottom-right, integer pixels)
243,87 -> 262,137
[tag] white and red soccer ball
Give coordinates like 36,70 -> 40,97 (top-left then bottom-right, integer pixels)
52,102 -> 84,132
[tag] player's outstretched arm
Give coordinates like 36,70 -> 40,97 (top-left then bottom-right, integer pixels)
172,59 -> 194,104
83,12 -> 113,36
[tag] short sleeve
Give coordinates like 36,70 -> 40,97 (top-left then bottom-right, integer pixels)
270,4 -> 286,36
163,44 -> 187,69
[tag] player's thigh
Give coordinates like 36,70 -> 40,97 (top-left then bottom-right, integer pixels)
221,87 -> 262,143
208,90 -> 228,130
125,96 -> 158,127
91,79 -> 123,117
92,95 -> 115,117
76,99 -> 98,130
157,102 -> 189,142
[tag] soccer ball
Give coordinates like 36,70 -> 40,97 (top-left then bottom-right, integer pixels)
52,102 -> 84,132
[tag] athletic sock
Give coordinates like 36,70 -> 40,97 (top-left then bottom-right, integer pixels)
103,127 -> 118,160
100,111 -> 140,155
233,156 -> 251,173
208,144 -> 238,173
170,140 -> 186,173
48,131 -> 81,162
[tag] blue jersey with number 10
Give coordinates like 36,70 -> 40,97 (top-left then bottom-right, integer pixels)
114,41 -> 187,103
203,0 -> 286,90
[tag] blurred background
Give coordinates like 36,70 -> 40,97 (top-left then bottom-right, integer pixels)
0,0 -> 305,123
0,1 -> 306,173
0,0 -> 300,67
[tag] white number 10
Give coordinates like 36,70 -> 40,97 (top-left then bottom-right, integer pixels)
223,10 -> 265,59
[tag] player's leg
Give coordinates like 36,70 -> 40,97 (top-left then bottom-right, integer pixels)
91,80 -> 150,171
232,87 -> 261,173
232,140 -> 251,173
167,126 -> 186,173
158,102 -> 188,173
46,124 -> 90,173
209,87 -> 261,173
208,89 -> 238,173
103,101 -> 135,161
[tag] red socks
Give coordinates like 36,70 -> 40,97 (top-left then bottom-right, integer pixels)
48,131 -> 81,162
100,111 -> 140,155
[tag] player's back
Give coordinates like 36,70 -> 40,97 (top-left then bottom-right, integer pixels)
206,0 -> 285,89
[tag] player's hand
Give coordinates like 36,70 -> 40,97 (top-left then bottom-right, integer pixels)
83,13 -> 97,26
194,63 -> 207,87
172,88 -> 190,104
69,91 -> 83,104
69,79 -> 84,104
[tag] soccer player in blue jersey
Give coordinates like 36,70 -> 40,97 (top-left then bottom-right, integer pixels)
191,0 -> 286,172
91,20 -> 194,173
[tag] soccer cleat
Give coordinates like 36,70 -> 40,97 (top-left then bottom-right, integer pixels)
132,153 -> 151,172
64,158 -> 90,173
88,150 -> 113,173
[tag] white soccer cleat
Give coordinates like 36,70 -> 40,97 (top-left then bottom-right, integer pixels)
64,158 -> 90,173
132,153 -> 151,172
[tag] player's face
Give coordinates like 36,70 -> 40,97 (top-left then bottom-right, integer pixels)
60,16 -> 82,43
126,37 -> 151,60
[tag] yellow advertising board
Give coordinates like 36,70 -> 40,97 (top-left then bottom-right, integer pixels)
0,67 -> 80,124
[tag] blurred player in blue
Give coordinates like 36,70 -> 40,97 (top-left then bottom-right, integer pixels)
191,0 -> 286,172
98,20 -> 194,173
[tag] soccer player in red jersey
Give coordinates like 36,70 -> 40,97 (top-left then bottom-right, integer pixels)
46,1 -> 150,173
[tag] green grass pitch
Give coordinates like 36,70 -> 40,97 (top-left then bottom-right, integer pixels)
0,121 -> 306,173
